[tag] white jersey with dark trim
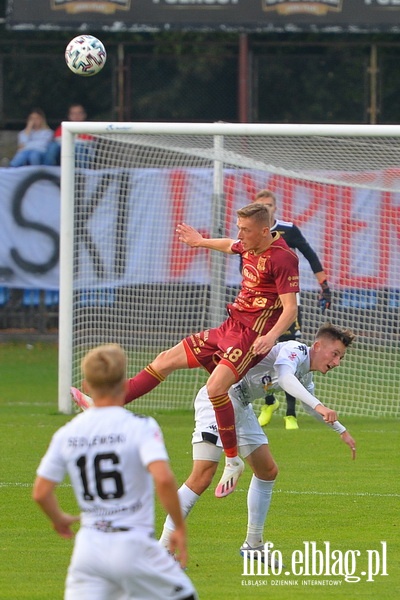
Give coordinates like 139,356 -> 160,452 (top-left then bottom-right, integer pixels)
37,407 -> 168,532
231,340 -> 314,404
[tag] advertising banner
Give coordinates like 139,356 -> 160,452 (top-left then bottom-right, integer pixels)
0,165 -> 399,291
6,0 -> 400,33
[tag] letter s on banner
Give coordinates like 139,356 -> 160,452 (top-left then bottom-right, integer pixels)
11,171 -> 60,274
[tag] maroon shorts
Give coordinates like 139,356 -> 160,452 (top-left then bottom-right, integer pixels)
183,316 -> 264,381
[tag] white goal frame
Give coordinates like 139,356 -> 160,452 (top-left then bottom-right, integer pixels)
59,122 -> 400,416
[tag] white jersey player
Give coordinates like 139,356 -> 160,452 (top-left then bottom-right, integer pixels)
229,339 -> 348,436
160,324 -> 356,565
33,344 -> 197,600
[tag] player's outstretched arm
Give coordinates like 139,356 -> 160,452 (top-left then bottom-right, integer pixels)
176,223 -> 235,253
314,404 -> 338,424
276,366 -> 338,424
300,402 -> 355,459
32,476 -> 80,539
148,460 -> 189,568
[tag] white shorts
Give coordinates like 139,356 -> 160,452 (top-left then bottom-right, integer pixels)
191,386 -> 268,460
65,527 -> 196,600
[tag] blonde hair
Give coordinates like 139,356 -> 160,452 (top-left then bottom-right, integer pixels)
254,189 -> 276,204
237,202 -> 272,228
82,343 -> 126,397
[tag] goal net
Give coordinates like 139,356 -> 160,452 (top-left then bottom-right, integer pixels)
59,123 -> 400,419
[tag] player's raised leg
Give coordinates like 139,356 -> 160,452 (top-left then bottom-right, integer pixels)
71,341 -> 189,410
206,363 -> 244,498
124,341 -> 189,402
70,340 -> 243,497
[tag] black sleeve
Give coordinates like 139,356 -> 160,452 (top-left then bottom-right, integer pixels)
285,224 -> 324,274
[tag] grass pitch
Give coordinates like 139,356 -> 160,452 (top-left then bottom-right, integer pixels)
0,342 -> 399,599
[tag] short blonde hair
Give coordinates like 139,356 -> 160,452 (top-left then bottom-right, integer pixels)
82,343 -> 126,396
237,202 -> 272,228
254,189 -> 276,204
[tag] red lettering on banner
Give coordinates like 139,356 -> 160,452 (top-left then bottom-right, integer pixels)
338,187 -> 380,288
169,170 -> 186,277
267,174 -> 294,220
322,185 -> 337,280
293,181 -> 325,227
241,172 -> 259,203
381,188 -> 400,286
224,173 -> 237,237
224,172 -> 272,236
169,170 -> 208,278
339,187 -> 356,286
380,170 -> 400,244
169,167 -> 400,287
267,176 -> 327,226
269,177 -> 331,269
377,169 -> 400,287
378,191 -> 391,286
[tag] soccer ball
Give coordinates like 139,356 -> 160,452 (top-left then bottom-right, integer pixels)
65,35 -> 106,77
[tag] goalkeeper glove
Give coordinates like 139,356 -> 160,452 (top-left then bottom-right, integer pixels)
318,280 -> 332,314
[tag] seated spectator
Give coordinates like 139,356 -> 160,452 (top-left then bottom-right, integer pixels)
44,103 -> 94,168
10,109 -> 53,167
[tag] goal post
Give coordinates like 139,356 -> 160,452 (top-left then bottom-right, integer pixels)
59,122 -> 400,418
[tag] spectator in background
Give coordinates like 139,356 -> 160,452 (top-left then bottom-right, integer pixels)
9,108 -> 53,167
44,103 -> 94,168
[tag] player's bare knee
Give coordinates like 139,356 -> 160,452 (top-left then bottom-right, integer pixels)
152,343 -> 188,376
205,380 -> 215,398
266,460 -> 278,481
197,473 -> 214,494
206,380 -> 228,401
186,466 -> 215,495
151,349 -> 177,376
269,461 -> 278,480
254,460 -> 278,482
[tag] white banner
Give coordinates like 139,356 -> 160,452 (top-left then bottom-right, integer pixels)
0,165 -> 399,291
0,167 -> 60,289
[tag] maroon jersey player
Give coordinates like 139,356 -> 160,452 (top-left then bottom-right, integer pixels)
183,233 -> 301,383
72,203 -> 302,499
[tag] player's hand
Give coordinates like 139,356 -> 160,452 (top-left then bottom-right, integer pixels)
53,513 -> 80,539
318,280 -> 332,314
168,525 -> 188,569
252,333 -> 275,355
341,431 -> 356,460
315,404 -> 337,424
176,223 -> 203,248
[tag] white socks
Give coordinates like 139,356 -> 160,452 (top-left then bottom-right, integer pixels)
159,483 -> 200,548
245,475 -> 275,547
159,475 -> 275,550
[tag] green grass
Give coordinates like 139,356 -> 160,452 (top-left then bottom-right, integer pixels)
0,342 -> 399,599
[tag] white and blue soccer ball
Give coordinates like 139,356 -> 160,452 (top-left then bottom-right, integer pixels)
65,35 -> 106,77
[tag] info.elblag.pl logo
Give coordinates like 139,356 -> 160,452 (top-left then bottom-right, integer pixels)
242,541 -> 388,585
